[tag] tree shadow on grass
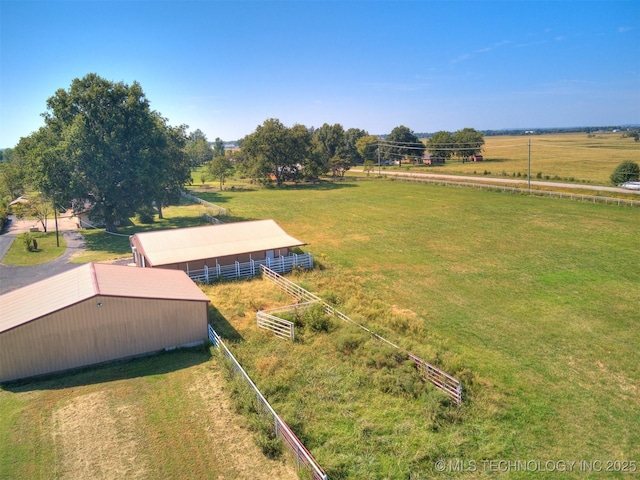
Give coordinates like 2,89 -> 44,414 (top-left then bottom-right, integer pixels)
2,345 -> 212,393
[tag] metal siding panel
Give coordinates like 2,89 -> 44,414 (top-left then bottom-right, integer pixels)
0,297 -> 208,382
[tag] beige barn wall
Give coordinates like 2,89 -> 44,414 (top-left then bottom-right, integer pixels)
0,296 -> 208,382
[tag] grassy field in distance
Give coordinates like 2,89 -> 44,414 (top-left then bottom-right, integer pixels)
386,132 -> 640,185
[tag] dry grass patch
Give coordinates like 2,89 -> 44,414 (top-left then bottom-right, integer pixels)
52,391 -> 146,480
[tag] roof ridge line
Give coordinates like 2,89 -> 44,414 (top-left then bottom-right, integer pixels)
89,262 -> 101,295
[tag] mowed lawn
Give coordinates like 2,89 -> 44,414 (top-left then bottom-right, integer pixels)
0,348 -> 297,480
197,179 -> 639,477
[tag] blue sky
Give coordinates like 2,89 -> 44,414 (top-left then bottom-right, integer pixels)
1,0 -> 639,147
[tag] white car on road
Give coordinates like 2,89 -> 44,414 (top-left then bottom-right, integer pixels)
620,181 -> 640,191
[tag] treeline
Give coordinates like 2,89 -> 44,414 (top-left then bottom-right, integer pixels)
410,126 -> 639,138
0,73 -> 485,229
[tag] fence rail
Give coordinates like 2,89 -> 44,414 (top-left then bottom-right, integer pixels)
260,266 -> 463,404
181,191 -> 229,215
257,313 -> 295,341
383,175 -> 640,207
187,253 -> 313,283
256,301 -> 319,341
207,325 -> 328,480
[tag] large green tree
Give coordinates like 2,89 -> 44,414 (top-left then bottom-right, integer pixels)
185,129 -> 213,167
382,126 -> 424,166
343,128 -> 368,164
452,127 -> 484,162
355,135 -> 380,164
143,115 -> 191,219
19,73 -> 186,232
212,137 -> 225,158
242,119 -> 312,186
426,130 -> 455,162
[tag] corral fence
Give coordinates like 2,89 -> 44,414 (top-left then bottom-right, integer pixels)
380,175 -> 640,207
207,325 -> 328,480
181,191 -> 229,215
257,301 -> 319,341
187,253 -> 313,283
260,266 -> 463,405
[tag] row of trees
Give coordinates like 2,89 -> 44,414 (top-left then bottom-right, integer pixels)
0,73 -> 487,231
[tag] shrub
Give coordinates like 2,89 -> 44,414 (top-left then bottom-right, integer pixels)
336,332 -> 368,354
536,172 -> 542,179
303,304 -> 333,333
610,161 -> 640,185
20,232 -> 35,251
136,205 -> 155,224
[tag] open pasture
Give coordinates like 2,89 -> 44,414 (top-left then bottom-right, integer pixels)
200,179 -> 640,478
2,179 -> 638,479
408,132 -> 640,184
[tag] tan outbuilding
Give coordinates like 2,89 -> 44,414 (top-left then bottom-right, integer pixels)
129,219 -> 313,280
0,263 -> 210,383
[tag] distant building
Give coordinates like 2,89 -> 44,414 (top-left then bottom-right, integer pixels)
422,153 -> 445,165
472,155 -> 483,162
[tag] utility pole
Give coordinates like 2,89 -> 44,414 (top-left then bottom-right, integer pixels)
53,193 -> 60,247
377,143 -> 381,175
528,139 -> 531,191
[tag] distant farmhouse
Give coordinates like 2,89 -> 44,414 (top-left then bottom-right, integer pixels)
0,263 -> 210,383
129,219 -> 313,281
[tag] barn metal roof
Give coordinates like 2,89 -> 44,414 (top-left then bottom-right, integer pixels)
131,219 -> 306,267
0,263 -> 209,334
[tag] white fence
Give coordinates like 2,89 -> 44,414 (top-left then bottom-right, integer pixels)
257,313 -> 295,341
207,325 -> 328,480
181,191 -> 229,215
256,301 -> 319,341
187,253 -> 313,282
261,266 -> 463,405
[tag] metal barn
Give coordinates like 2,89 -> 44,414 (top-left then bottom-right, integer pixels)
129,219 -> 312,280
0,263 -> 210,382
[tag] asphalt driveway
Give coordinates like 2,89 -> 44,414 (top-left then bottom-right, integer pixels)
0,216 -> 87,295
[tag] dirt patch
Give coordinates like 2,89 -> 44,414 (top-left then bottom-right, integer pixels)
52,390 -> 146,480
189,363 -> 298,480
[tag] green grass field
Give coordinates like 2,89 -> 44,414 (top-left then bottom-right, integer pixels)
198,179 -> 639,478
392,132 -> 640,185
1,154 -> 639,478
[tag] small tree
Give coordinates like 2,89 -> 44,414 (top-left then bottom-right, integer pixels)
20,232 -> 35,251
610,161 -> 640,185
29,196 -> 51,232
363,160 -> 375,176
207,155 -> 234,190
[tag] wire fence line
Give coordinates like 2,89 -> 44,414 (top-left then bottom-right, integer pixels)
207,325 -> 328,480
372,175 -> 640,207
260,266 -> 463,405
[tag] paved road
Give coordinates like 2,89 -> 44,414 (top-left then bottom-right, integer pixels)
0,215 -> 87,295
351,169 -> 640,195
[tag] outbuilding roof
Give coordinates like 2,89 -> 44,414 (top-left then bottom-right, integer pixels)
0,263 -> 209,334
130,219 -> 306,267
